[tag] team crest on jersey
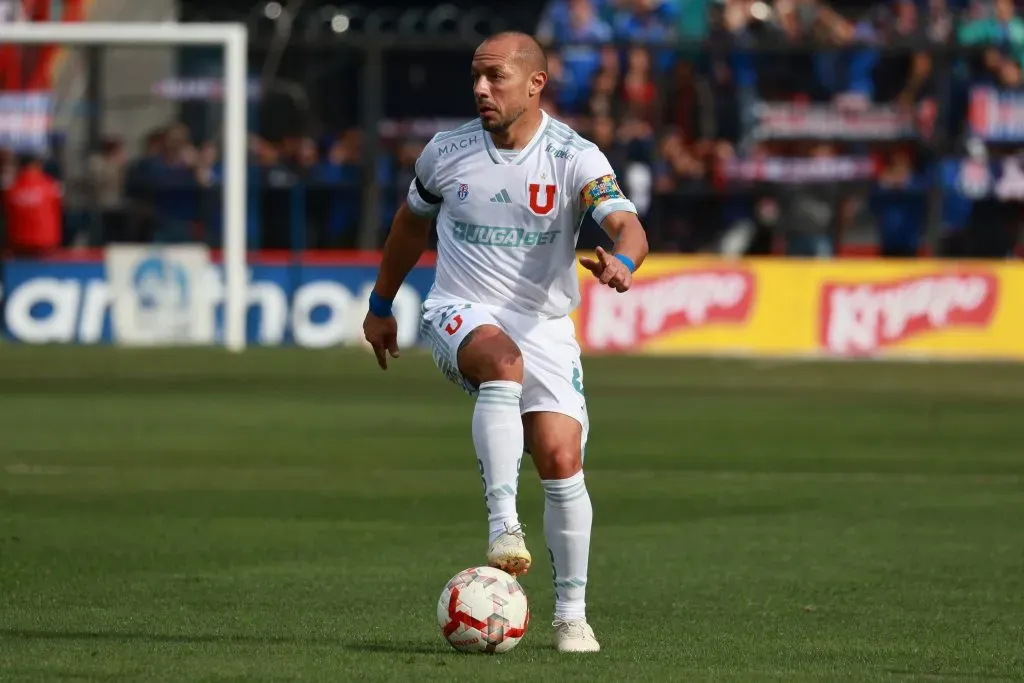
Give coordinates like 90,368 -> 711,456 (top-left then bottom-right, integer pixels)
527,181 -> 557,216
457,183 -> 469,201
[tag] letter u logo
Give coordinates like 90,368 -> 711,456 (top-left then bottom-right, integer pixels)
528,184 -> 556,216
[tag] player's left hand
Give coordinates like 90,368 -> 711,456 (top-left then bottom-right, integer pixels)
579,246 -> 632,293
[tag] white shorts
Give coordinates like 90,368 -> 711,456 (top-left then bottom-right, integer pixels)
420,301 -> 589,452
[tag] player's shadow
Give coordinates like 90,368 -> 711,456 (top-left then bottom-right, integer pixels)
0,627 -> 341,646
2,628 -> 450,655
344,641 -> 451,656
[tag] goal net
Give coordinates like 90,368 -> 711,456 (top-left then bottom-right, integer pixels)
0,23 -> 248,351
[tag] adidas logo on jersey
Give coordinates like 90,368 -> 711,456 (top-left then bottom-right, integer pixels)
489,189 -> 513,204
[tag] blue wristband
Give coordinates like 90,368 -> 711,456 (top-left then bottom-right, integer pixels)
368,291 -> 393,317
614,253 -> 636,273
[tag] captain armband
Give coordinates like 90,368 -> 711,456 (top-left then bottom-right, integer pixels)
415,176 -> 443,206
580,174 -> 626,211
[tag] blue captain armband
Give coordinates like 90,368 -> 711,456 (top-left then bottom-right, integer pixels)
368,291 -> 393,317
614,254 -> 636,273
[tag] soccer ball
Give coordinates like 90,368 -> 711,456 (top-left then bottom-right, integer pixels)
436,566 -> 530,654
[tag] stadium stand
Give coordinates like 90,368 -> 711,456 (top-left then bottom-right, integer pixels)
2,0 -> 1023,258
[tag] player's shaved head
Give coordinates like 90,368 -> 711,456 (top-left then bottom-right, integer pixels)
472,31 -> 549,137
478,32 -> 548,75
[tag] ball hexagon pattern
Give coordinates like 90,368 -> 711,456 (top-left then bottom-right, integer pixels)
436,566 -> 530,654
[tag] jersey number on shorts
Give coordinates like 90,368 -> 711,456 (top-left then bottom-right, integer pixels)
445,315 -> 464,336
572,366 -> 584,395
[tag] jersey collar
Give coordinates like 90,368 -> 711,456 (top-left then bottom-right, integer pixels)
483,109 -> 550,166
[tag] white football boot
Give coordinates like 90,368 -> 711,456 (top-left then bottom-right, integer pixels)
486,522 -> 532,576
553,618 -> 601,653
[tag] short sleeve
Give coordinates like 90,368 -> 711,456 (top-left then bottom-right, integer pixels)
406,135 -> 444,217
572,147 -> 637,226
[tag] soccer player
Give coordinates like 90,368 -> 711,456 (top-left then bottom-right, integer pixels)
362,31 -> 648,653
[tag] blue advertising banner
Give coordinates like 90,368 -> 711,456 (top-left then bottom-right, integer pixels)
1,255 -> 437,347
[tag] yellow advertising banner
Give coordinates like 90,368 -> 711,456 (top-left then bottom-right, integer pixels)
573,257 -> 1024,360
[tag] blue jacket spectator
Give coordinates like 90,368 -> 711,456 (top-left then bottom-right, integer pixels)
870,149 -> 929,256
537,0 -> 614,114
612,0 -> 677,72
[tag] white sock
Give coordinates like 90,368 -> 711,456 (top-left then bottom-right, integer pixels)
542,470 -> 592,621
472,380 -> 524,545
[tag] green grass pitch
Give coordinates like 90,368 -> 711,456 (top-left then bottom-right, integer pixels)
1,346 -> 1023,682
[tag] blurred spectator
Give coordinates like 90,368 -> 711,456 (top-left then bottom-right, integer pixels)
664,60 -> 716,142
612,0 -> 677,70
150,123 -> 202,243
123,127 -> 166,243
870,145 -> 929,256
87,137 -> 127,242
958,0 -> 1024,85
774,143 -> 853,257
308,130 -> 363,248
0,147 -> 16,189
928,0 -> 955,43
937,140 -> 987,256
871,0 -> 935,107
253,136 -> 296,249
588,66 -> 623,118
2,155 -> 62,256
675,0 -> 712,46
621,47 -> 659,122
537,0 -> 614,113
651,129 -> 709,250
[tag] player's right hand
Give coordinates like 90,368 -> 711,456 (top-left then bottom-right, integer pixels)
362,312 -> 400,370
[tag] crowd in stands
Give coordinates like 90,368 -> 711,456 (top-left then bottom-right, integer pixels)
532,0 -> 1024,258
4,0 -> 1024,258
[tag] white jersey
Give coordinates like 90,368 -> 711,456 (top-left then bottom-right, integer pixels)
406,110 -> 637,318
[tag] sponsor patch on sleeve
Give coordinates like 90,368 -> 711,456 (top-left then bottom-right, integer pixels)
580,174 -> 625,211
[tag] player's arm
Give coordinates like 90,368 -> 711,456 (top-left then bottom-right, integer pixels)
575,153 -> 649,292
370,139 -> 443,307
598,209 -> 648,274
372,200 -> 435,302
364,143 -> 443,369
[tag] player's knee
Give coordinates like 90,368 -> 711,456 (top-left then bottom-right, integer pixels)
534,445 -> 582,481
458,326 -> 524,385
474,344 -> 524,384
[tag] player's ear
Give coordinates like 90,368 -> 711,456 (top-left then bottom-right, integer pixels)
529,70 -> 547,98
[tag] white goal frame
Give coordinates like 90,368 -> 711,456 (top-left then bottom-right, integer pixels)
2,22 -> 249,352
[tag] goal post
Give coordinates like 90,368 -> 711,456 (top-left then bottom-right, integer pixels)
1,22 -> 249,352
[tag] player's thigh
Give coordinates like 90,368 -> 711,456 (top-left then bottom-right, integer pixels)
511,314 -> 590,478
421,303 -> 523,391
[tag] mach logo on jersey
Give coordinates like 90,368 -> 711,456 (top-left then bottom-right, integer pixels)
452,221 -> 560,247
437,135 -> 479,157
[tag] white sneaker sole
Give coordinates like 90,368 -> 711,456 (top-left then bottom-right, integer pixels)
487,550 -> 532,577
557,641 -> 601,653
